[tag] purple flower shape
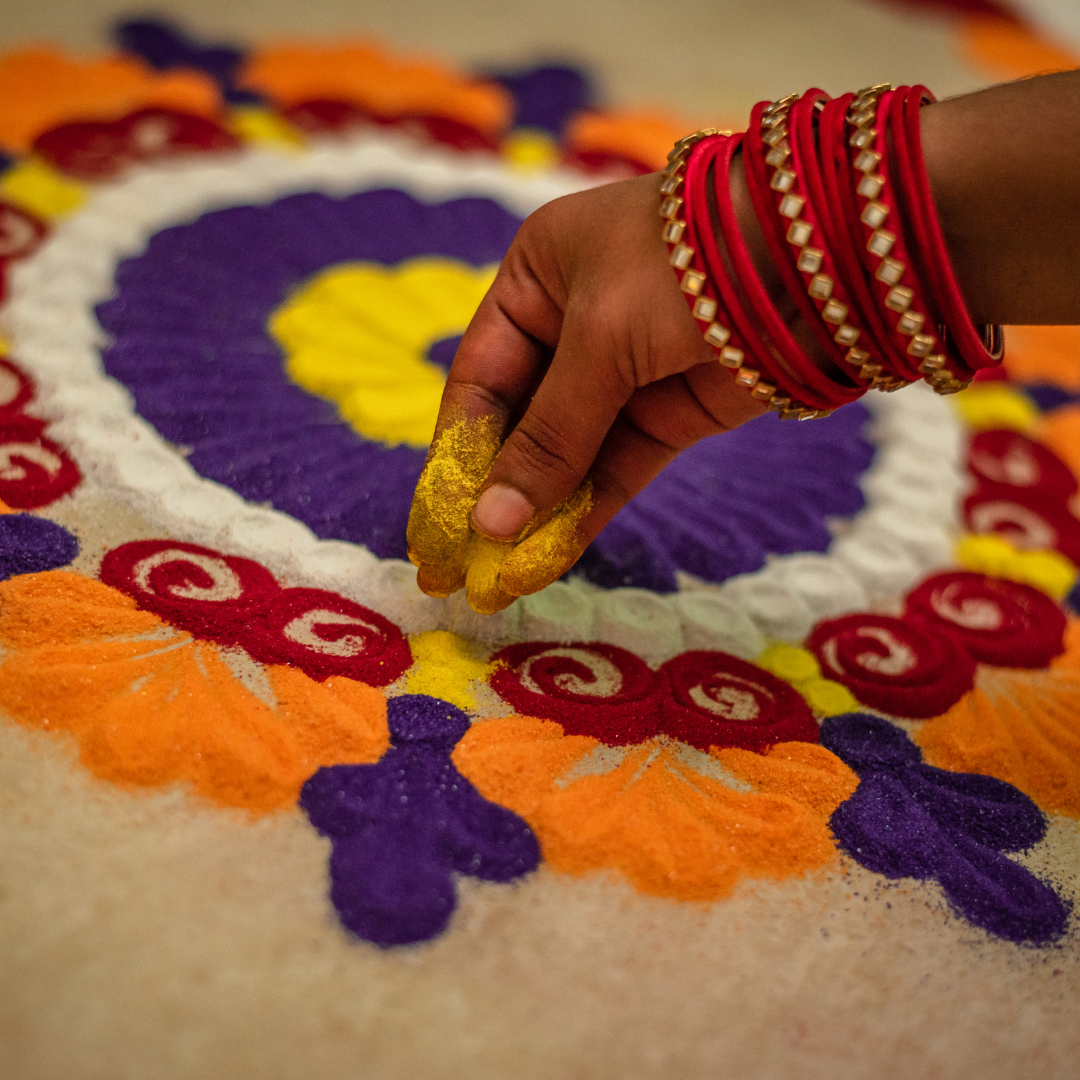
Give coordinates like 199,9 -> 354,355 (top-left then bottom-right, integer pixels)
0,514 -> 78,581
821,713 -> 1069,944
299,695 -> 540,946
96,187 -> 873,590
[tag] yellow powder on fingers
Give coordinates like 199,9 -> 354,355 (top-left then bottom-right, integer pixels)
464,535 -> 517,614
499,482 -> 593,597
415,558 -> 468,598
408,414 -> 501,567
405,630 -> 496,710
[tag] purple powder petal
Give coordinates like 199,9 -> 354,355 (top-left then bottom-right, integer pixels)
0,514 -> 79,581
100,186 -> 875,586
823,713 -> 1069,945
299,695 -> 540,946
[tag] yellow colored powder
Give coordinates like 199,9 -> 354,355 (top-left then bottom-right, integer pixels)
755,644 -> 858,717
408,413 -> 502,567
0,156 -> 86,218
951,383 -> 1039,433
405,630 -> 495,710
499,482 -> 593,597
228,105 -> 305,149
956,533 -> 1078,600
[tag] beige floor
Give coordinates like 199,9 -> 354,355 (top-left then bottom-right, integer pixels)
1,0 -> 995,121
2,3 -> 1078,1079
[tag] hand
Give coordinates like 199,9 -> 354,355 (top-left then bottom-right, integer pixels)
407,170 -> 764,612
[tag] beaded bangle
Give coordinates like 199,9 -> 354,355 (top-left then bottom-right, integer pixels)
896,85 -> 1003,379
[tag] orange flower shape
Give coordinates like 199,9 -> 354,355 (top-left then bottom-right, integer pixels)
0,49 -> 222,154
917,620 -> 1080,817
0,570 -> 388,813
239,42 -> 511,136
452,716 -> 858,902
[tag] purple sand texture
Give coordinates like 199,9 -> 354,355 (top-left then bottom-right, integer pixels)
821,713 -> 1069,944
299,695 -> 540,946
0,514 -> 79,581
97,187 -> 874,590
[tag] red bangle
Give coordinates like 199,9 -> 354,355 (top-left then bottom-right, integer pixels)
894,85 -> 1003,376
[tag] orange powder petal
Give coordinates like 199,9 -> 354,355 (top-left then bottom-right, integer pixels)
564,110 -> 694,171
0,49 -> 222,153
714,741 -> 860,818
958,16 -> 1079,82
917,621 -> 1080,816
454,717 -> 848,902
0,570 -> 389,813
1036,405 -> 1080,482
1003,326 -> 1080,391
239,43 -> 511,135
0,570 -> 162,648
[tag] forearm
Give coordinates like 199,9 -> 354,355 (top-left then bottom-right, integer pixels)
731,71 -> 1080,339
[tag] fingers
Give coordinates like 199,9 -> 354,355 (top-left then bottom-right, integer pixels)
406,240 -> 560,570
471,300 -> 634,541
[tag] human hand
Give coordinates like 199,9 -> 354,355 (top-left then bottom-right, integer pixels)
406,171 -> 766,613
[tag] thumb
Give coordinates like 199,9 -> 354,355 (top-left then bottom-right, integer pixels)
470,307 -> 631,541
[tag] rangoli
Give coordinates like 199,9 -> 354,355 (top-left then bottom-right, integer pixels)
0,11 -> 1078,987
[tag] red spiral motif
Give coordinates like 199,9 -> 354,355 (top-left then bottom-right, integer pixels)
807,614 -> 975,719
0,359 -> 34,419
100,540 -> 411,687
0,201 -> 47,264
659,651 -> 819,753
963,483 -> 1080,564
243,586 -> 412,685
0,418 -> 82,509
966,430 -> 1077,502
34,108 -> 240,181
489,641 -> 664,745
904,571 -> 1066,669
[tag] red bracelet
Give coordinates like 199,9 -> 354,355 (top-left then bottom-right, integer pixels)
816,90 -> 918,388
895,85 -> 1004,377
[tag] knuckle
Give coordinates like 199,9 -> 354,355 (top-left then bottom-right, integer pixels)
506,415 -> 580,488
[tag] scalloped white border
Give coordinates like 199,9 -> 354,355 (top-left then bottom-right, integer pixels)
0,134 -> 969,660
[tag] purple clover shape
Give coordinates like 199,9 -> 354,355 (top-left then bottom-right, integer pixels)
300,695 -> 540,947
821,713 -> 1069,944
0,514 -> 78,581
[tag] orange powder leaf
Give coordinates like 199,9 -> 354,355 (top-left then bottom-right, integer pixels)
0,49 -> 222,154
453,717 -> 852,902
958,16 -> 1079,82
239,43 -> 511,136
1004,326 -> 1080,391
564,110 -> 695,171
917,620 -> 1080,817
0,570 -> 389,813
1036,405 -> 1080,482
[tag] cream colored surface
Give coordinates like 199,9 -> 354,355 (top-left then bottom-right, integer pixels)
0,0 -> 994,120
1,3 -> 1075,1078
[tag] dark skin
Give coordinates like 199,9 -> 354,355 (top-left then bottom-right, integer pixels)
409,71 -> 1080,603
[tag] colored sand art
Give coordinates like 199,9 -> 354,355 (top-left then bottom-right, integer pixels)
0,18 -> 1077,951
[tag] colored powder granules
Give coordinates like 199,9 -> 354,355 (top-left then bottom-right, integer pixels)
408,413 -> 594,611
271,259 -> 497,449
0,48 -> 221,154
405,630 -> 495,711
237,42 -> 512,135
917,619 -> 1080,817
1037,405 -> 1080,483
1003,326 -> 1080,391
0,570 -> 389,813
452,716 -> 858,902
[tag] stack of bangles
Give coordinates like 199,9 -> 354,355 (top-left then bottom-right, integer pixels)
661,84 -> 1003,419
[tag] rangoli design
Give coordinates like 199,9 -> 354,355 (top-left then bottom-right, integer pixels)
0,16 -> 1077,949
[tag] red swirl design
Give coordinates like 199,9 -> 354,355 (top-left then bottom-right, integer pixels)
808,613 -> 975,719
0,201 -> 46,268
967,430 -> 1077,502
0,417 -> 82,509
489,641 -> 664,745
0,359 -> 34,419
34,108 -> 240,181
660,650 -> 819,753
905,571 -> 1066,669
100,540 -> 411,687
963,484 -> 1080,564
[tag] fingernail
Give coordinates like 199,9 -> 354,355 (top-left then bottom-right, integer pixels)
472,484 -> 534,540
